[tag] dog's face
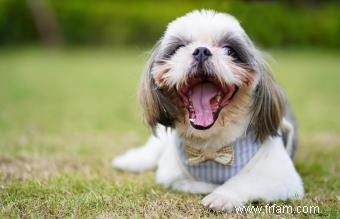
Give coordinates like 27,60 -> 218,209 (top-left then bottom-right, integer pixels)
140,10 -> 285,142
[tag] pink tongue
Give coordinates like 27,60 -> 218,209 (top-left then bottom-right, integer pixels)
190,82 -> 218,127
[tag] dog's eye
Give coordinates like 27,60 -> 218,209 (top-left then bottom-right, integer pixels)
177,44 -> 185,49
223,45 -> 236,56
166,44 -> 185,58
223,45 -> 240,61
174,44 -> 185,53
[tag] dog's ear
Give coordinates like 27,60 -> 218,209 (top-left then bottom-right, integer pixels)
138,40 -> 178,132
250,55 -> 286,142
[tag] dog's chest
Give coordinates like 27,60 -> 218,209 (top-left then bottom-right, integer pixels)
175,133 -> 261,185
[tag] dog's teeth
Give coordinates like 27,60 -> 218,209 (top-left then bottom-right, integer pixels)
215,94 -> 221,103
189,118 -> 195,122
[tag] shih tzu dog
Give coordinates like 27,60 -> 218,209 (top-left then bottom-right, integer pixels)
112,10 -> 303,211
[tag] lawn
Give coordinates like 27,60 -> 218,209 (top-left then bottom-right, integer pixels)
0,47 -> 339,218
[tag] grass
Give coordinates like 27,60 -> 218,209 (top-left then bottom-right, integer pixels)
0,47 -> 339,218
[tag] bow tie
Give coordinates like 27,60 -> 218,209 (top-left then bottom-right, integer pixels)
185,144 -> 234,165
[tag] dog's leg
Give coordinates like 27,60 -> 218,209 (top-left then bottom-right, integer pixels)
155,134 -> 218,194
112,126 -> 169,172
202,136 -> 304,212
155,134 -> 188,186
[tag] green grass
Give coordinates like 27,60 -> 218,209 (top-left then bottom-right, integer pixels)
0,47 -> 339,218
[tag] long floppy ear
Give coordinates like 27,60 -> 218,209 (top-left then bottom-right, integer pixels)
250,55 -> 286,142
138,40 -> 178,131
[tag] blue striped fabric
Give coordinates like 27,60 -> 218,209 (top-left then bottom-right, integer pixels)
176,133 -> 261,185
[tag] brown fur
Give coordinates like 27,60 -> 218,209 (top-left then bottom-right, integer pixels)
228,55 -> 286,142
249,67 -> 285,142
231,63 -> 256,87
153,63 -> 172,89
138,43 -> 180,131
218,64 -> 255,127
219,87 -> 252,126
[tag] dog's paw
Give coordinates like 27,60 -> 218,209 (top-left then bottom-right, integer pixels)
112,148 -> 156,172
202,190 -> 244,212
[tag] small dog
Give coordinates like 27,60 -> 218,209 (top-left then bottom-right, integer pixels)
113,10 -> 303,211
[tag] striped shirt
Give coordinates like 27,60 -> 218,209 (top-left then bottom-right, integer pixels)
176,133 -> 261,185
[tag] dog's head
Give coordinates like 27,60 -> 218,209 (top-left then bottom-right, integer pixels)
139,10 -> 285,142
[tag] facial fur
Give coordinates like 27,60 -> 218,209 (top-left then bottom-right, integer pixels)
139,10 -> 285,145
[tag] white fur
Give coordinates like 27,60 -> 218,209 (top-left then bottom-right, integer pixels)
163,10 -> 244,48
112,10 -> 304,211
201,136 -> 303,211
153,10 -> 248,89
113,125 -> 303,211
112,126 -> 168,172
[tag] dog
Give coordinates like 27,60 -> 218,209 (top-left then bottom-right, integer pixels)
112,10 -> 304,211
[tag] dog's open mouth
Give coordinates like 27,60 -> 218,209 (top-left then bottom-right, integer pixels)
178,75 -> 238,130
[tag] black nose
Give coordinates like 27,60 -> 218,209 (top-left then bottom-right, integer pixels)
192,47 -> 212,62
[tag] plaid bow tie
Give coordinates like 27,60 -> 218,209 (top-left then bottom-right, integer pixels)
185,144 -> 234,165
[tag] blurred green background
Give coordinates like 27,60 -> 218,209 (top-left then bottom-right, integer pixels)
1,0 -> 340,48
0,0 -> 339,218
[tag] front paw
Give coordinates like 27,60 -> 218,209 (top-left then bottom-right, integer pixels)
112,154 -> 139,172
112,149 -> 154,172
202,190 -> 244,212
